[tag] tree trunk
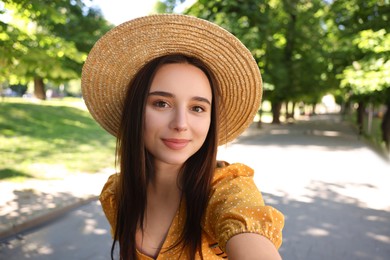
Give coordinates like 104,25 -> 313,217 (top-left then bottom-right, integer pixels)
312,103 -> 317,115
34,77 -> 46,100
285,102 -> 295,120
357,101 -> 365,135
257,108 -> 263,129
291,102 -> 296,119
272,102 -> 282,124
381,103 -> 390,152
341,100 -> 351,119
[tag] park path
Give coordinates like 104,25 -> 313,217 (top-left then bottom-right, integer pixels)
1,113 -> 389,259
219,114 -> 390,260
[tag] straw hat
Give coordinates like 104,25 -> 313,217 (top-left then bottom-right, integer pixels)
81,14 -> 262,145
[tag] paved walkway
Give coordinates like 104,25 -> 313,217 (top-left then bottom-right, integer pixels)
0,171 -> 111,240
1,113 -> 389,259
219,114 -> 390,260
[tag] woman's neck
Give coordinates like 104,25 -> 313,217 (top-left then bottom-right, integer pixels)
137,164 -> 183,258
148,162 -> 182,199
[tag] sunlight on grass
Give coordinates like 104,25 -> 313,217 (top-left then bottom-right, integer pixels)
0,97 -> 116,181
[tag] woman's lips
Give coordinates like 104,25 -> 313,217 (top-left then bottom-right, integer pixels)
162,139 -> 190,150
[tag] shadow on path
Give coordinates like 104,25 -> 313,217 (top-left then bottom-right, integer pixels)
0,201 -> 112,260
265,180 -> 390,260
0,187 -> 95,240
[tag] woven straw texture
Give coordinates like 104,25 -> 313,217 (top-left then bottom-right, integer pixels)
81,14 -> 262,145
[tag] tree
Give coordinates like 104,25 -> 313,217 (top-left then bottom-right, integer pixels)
0,0 -> 112,99
186,0 -> 333,123
329,0 -> 390,150
155,0 -> 185,13
159,0 -> 390,150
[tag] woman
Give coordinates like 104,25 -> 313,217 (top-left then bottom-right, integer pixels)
82,14 -> 284,259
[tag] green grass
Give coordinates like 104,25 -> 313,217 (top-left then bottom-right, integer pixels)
0,97 -> 116,181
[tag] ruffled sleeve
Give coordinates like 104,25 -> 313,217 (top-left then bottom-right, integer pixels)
99,173 -> 118,238
203,163 -> 284,252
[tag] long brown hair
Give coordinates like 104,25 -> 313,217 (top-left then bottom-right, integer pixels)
112,54 -> 220,259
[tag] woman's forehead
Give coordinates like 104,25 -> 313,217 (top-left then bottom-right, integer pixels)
149,63 -> 212,99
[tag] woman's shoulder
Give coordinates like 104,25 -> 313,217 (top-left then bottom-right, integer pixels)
99,172 -> 119,209
99,173 -> 120,237
100,173 -> 119,196
212,161 -> 254,184
205,162 -> 284,251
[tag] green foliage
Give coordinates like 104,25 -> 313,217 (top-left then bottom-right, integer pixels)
329,0 -> 389,100
339,29 -> 390,94
182,0 -> 389,121
156,0 -> 186,13
0,98 -> 116,181
0,0 -> 112,86
186,0 -> 333,105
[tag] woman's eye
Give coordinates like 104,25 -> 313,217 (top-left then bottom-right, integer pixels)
192,106 -> 205,113
153,101 -> 169,108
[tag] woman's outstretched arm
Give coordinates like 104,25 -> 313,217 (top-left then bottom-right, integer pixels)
226,233 -> 282,260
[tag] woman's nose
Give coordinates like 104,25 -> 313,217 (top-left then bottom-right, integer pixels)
170,108 -> 188,132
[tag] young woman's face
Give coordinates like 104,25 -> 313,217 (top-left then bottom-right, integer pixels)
144,63 -> 212,169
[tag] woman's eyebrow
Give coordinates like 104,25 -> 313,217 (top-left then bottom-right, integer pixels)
193,96 -> 211,105
148,91 -> 211,105
148,91 -> 173,98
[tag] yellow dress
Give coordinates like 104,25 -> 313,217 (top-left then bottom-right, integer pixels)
99,163 -> 284,259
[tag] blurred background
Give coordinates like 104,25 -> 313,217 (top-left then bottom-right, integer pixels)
1,1 -> 389,176
0,0 -> 389,259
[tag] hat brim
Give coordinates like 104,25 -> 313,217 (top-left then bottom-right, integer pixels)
81,14 -> 262,145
